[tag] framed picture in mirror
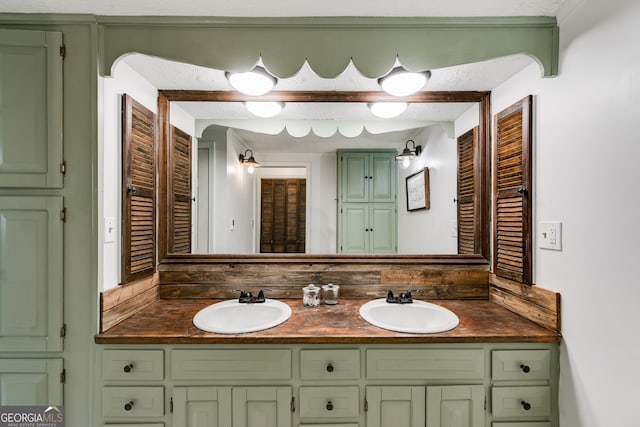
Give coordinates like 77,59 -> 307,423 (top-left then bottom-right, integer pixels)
406,167 -> 430,211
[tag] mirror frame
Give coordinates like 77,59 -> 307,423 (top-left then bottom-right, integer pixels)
157,89 -> 491,264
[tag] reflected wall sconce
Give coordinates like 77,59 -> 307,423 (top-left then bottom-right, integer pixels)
378,67 -> 431,96
239,149 -> 260,174
396,139 -> 422,169
225,66 -> 277,96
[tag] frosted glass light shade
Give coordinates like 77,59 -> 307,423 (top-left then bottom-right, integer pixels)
226,66 -> 277,96
369,102 -> 407,119
245,101 -> 284,118
379,67 -> 431,96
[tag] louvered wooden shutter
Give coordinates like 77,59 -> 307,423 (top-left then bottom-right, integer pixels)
286,179 -> 306,253
122,94 -> 156,283
494,96 -> 533,284
457,126 -> 479,254
260,179 -> 306,253
169,125 -> 192,254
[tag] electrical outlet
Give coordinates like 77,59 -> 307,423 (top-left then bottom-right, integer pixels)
539,221 -> 562,250
104,217 -> 116,243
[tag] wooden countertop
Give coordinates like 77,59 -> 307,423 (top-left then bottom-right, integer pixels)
95,299 -> 560,344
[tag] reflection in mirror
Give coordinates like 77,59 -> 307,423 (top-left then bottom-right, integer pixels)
110,54 -> 535,260
178,101 -> 476,256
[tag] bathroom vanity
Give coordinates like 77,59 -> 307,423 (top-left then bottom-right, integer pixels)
95,299 -> 559,427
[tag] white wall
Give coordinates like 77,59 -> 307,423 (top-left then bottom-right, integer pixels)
492,1 -> 640,425
99,62 -> 195,290
398,126 -> 457,254
224,130 -> 256,253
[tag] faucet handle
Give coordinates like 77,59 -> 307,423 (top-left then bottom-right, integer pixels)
231,289 -> 253,302
255,288 -> 273,302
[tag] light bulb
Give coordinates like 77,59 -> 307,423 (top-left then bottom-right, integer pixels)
379,68 -> 430,96
226,66 -> 277,96
369,102 -> 407,119
401,158 -> 411,169
247,164 -> 255,174
245,101 -> 283,118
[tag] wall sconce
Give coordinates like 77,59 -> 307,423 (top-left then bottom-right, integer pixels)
396,139 -> 422,169
225,66 -> 277,96
239,149 -> 260,174
378,67 -> 431,96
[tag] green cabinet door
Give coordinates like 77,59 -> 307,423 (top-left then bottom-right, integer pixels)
232,387 -> 291,427
0,29 -> 63,188
370,152 -> 397,203
0,359 -> 63,405
370,203 -> 397,254
340,204 -> 396,254
340,203 -> 368,253
366,386 -> 425,427
173,386 -> 232,427
0,196 -> 63,352
341,152 -> 369,202
340,151 -> 397,203
426,385 -> 485,427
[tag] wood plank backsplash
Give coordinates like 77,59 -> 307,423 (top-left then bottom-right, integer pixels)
157,259 -> 491,300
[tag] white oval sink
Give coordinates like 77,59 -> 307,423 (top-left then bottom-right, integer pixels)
359,298 -> 459,334
193,299 -> 292,334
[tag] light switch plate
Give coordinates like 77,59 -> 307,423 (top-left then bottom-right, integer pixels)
104,217 -> 116,243
539,221 -> 562,250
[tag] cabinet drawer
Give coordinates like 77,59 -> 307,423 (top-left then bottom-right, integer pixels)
492,386 -> 551,418
493,423 -> 550,427
301,349 -> 360,380
299,386 -> 360,418
366,349 -> 484,380
102,387 -> 164,418
103,350 -> 164,381
172,349 -> 291,380
492,350 -> 550,381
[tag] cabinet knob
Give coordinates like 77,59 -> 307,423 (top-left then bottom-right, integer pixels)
326,363 -> 334,373
326,401 -> 334,411
127,186 -> 137,195
124,401 -> 134,411
123,363 -> 134,373
521,401 -> 531,411
520,364 -> 531,373
517,187 -> 528,196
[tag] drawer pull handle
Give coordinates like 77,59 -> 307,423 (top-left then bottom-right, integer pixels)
520,364 -> 531,373
326,401 -> 334,411
326,363 -> 334,373
521,401 -> 531,411
124,401 -> 134,411
123,364 -> 134,373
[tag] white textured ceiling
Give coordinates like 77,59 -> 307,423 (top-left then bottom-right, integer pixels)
1,0 -> 566,17
117,53 -> 535,151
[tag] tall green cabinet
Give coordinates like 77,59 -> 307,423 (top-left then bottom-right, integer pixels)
338,151 -> 397,254
0,28 -> 65,406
